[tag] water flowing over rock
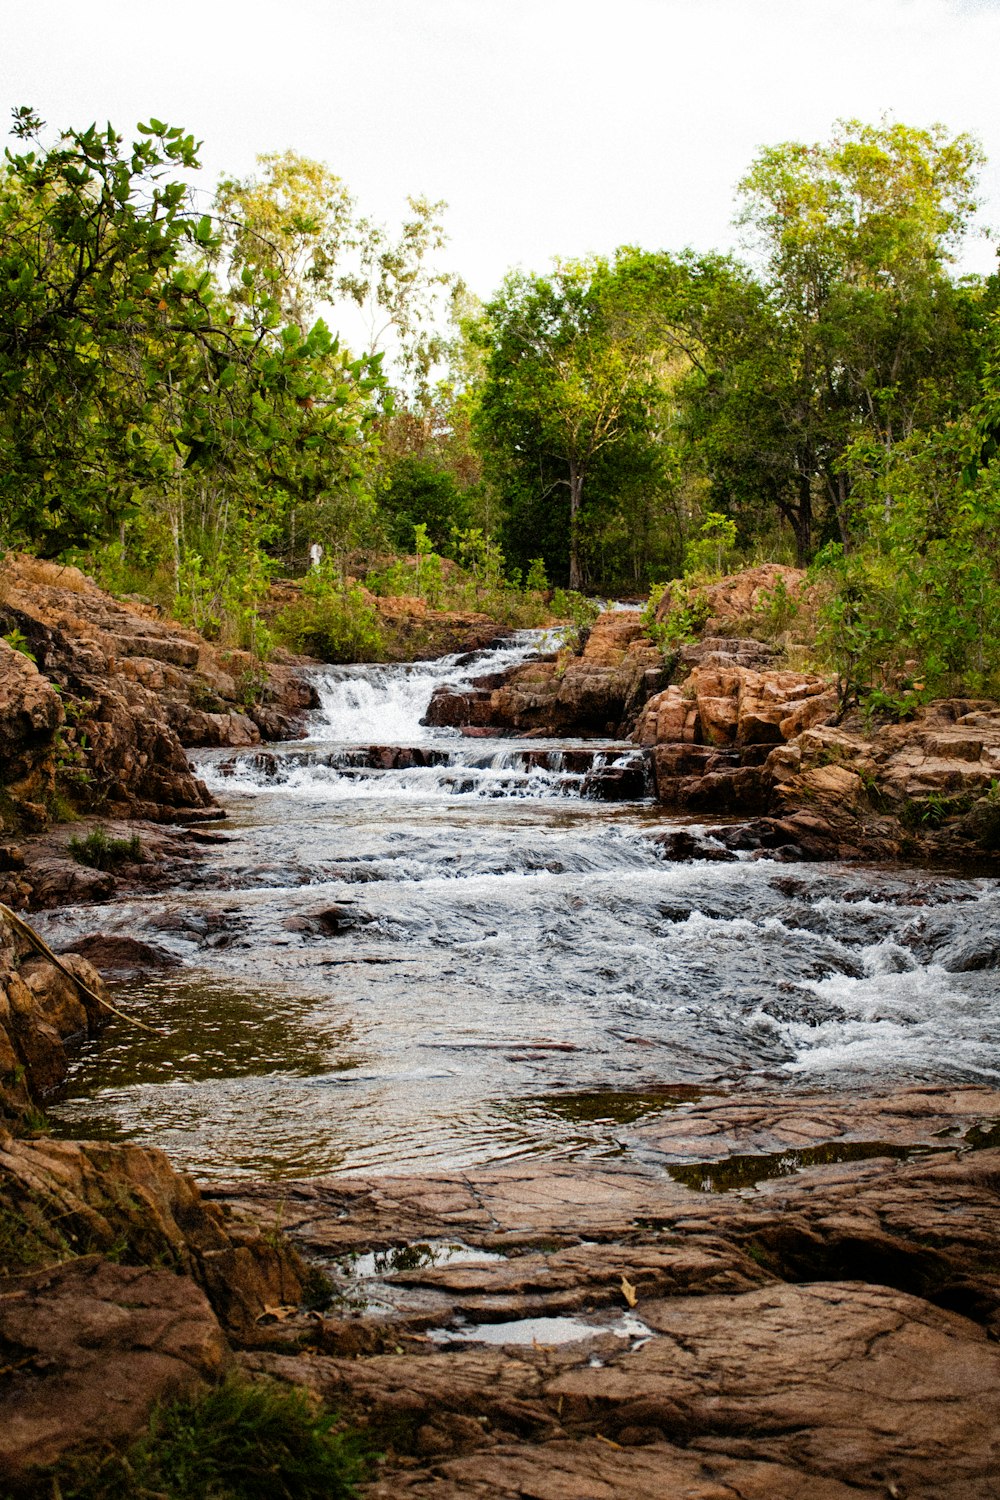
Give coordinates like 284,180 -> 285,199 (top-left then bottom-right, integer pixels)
3,567 -> 1000,1494
424,611 -> 667,737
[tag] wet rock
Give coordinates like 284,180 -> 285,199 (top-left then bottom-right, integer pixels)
0,1257 -> 227,1482
0,915 -> 111,1115
940,934 -> 1000,972
423,686 -> 492,728
221,1091 -> 1000,1500
61,932 -> 182,977
581,762 -> 650,801
649,829 -> 736,862
284,904 -> 369,937
437,612 -> 665,737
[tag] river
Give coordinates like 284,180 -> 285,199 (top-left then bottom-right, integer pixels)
37,631 -> 1000,1179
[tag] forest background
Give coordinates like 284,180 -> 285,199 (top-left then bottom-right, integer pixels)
3,104 -> 1000,711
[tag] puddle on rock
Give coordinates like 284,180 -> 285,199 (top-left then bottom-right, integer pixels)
665,1138 -> 928,1193
530,1085 -> 707,1127
342,1241 -> 506,1278
427,1311 -> 653,1347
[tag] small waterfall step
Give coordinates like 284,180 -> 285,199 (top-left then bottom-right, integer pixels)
210,742 -> 654,802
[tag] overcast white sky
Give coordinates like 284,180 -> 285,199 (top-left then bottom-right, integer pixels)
3,0 -> 1000,299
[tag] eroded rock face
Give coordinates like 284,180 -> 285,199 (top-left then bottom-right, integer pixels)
0,554 -> 317,834
635,663 -> 836,749
0,913 -> 110,1119
425,612 -> 667,737
654,563 -> 807,632
0,1131 -> 308,1338
0,1257 -> 228,1482
0,640 -> 65,825
633,652 -> 1000,861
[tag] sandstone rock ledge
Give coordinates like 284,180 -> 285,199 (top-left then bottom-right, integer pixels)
0,553 -> 318,839
0,911 -> 312,1486
212,1084 -> 1000,1499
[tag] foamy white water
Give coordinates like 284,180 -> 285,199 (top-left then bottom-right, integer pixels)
38,640 -> 1000,1180
307,629 -> 563,744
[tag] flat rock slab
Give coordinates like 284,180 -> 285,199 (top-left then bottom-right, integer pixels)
219,1090 -> 1000,1498
254,1280 -> 1000,1498
372,1442 -> 863,1499
0,1257 -> 227,1480
629,1082 -> 1000,1161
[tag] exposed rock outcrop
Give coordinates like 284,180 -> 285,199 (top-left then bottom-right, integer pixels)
0,555 -> 316,833
0,902 -> 316,1482
0,910 -> 109,1121
215,1084 -> 1000,1499
653,561 -> 808,632
424,610 -> 667,737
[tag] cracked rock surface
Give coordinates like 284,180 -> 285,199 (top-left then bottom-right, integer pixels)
214,1086 -> 1000,1497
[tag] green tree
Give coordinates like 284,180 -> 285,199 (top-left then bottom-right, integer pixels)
729,118 -> 985,554
0,108 -> 214,553
377,455 -> 470,552
474,257 -> 668,589
0,108 -> 387,598
214,150 -> 356,332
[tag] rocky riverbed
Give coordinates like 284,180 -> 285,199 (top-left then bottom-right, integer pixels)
2,560 -> 1000,1495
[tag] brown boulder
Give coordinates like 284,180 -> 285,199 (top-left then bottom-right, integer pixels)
654,564 -> 807,632
489,613 -> 664,735
0,640 -> 64,821
0,1257 -> 227,1481
0,1131 -> 309,1338
0,913 -> 111,1114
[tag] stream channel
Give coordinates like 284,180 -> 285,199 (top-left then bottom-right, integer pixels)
36,630 -> 1000,1181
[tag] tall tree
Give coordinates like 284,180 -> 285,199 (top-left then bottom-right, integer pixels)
474,258 -> 667,588
0,111 -> 385,565
731,118 -> 985,552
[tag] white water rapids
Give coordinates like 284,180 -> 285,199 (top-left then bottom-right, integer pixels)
35,631 -> 1000,1179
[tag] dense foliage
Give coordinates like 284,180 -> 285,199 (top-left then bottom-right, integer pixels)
2,106 -> 999,693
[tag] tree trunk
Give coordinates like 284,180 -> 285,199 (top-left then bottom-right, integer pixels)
794,474 -> 812,565
568,457 -> 584,591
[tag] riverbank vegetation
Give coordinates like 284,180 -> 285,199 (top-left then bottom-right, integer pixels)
2,108 -> 999,703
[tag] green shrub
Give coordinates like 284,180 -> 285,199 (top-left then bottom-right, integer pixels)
814,432 -> 1000,704
278,570 -> 385,664
525,556 -> 549,592
550,587 -> 601,651
2,626 -> 36,661
752,574 -> 800,638
31,1375 -> 367,1499
68,827 -> 143,871
641,580 -> 711,655
683,512 -> 737,580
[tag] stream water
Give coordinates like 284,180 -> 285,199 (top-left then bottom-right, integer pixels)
39,630 -> 1000,1179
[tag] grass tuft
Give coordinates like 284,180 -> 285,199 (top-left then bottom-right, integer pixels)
27,1375 -> 368,1499
68,826 -> 143,871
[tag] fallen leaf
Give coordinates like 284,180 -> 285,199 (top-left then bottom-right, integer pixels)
255,1304 -> 300,1323
620,1274 -> 638,1308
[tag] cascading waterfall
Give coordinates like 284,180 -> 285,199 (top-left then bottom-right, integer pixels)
306,629 -> 564,745
34,636 -> 1000,1181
